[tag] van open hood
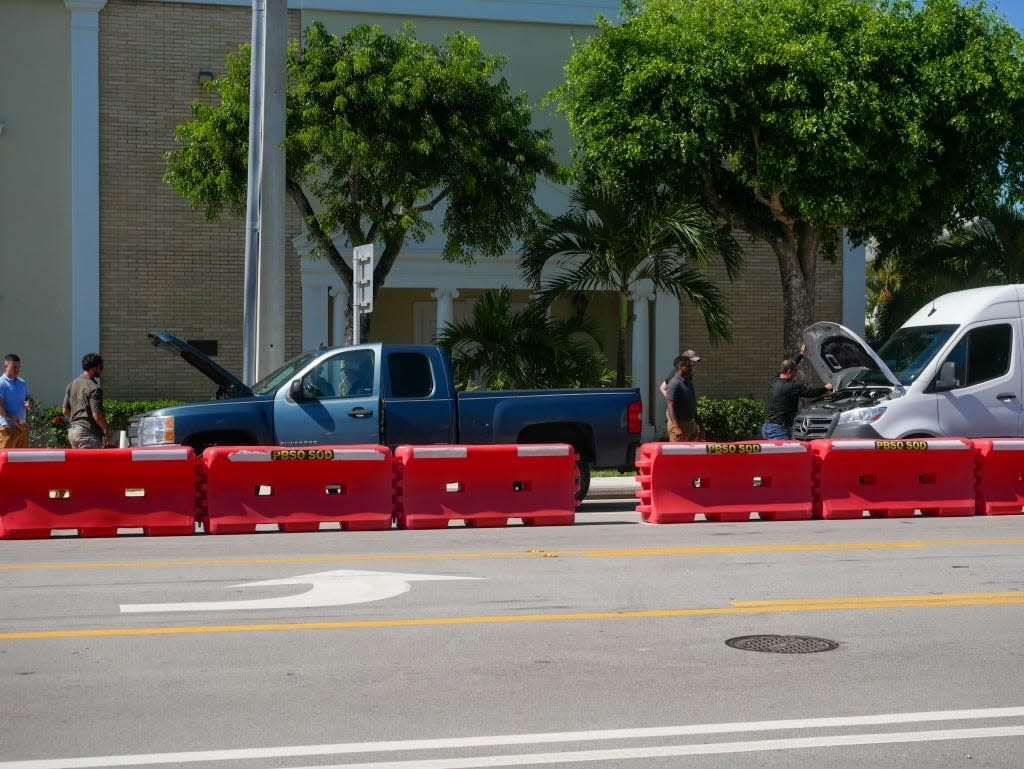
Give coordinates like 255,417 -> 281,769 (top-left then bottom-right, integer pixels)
147,332 -> 253,398
802,322 -> 901,389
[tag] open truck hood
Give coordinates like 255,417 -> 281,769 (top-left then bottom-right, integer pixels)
147,332 -> 252,398
802,322 -> 901,389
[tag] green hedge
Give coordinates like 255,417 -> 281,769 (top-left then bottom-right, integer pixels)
697,396 -> 766,442
28,399 -> 184,448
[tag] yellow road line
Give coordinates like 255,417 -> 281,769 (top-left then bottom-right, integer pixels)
3,591 -> 1023,640
4,538 -> 1024,573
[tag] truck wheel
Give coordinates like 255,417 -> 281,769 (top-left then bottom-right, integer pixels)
576,460 -> 591,501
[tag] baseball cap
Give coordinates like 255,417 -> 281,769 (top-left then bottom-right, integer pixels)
682,349 -> 702,362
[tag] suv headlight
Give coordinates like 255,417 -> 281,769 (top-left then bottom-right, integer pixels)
837,406 -> 887,426
138,415 -> 175,445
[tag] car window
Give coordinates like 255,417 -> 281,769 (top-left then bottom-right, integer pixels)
387,352 -> 434,398
305,350 -> 375,399
939,323 -> 1012,389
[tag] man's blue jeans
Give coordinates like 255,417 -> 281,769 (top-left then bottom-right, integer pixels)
761,422 -> 791,440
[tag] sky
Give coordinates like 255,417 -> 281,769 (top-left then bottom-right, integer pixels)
988,1 -> 1024,31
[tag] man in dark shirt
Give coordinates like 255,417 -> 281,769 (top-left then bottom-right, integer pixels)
762,345 -> 833,439
666,351 -> 702,441
62,353 -> 112,449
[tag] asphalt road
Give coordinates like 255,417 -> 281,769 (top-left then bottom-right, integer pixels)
2,498 -> 1024,769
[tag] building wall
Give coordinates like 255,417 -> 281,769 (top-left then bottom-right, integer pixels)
677,234 -> 844,401
0,0 -> 73,406
98,0 -> 304,400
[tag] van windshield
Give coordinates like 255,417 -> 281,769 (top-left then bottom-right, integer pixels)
875,324 -> 958,385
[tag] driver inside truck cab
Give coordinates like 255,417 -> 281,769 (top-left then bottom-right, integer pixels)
340,354 -> 373,397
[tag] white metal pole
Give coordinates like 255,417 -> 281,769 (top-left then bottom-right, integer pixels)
255,0 -> 287,377
241,0 -> 265,384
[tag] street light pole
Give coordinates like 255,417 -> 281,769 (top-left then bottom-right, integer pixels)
241,0 -> 264,385
242,0 -> 287,383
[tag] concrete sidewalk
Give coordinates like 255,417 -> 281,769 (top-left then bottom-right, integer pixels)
587,475 -> 640,499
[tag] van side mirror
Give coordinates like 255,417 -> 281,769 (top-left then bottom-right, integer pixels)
289,378 -> 308,402
933,361 -> 958,392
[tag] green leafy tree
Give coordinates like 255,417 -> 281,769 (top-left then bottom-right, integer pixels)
520,183 -> 742,386
165,22 -> 558,339
436,288 -> 614,390
555,0 -> 1024,352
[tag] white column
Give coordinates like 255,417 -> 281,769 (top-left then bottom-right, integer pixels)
301,281 -> 329,350
432,287 -> 460,337
330,284 -> 348,347
653,292 -> 680,439
842,229 -> 867,338
66,0 -> 106,375
629,282 -> 655,441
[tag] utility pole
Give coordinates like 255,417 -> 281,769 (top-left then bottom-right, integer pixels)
242,0 -> 287,383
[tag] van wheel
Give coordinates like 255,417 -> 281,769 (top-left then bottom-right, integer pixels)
576,460 -> 591,501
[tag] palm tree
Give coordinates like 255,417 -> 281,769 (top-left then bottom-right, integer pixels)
941,204 -> 1024,284
520,184 -> 743,386
869,202 -> 1024,340
436,287 -> 614,390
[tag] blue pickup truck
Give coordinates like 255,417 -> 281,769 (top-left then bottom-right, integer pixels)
131,333 -> 643,496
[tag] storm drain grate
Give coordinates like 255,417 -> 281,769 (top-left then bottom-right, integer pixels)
725,635 -> 838,654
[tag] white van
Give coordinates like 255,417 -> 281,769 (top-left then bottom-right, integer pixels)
792,284 -> 1024,440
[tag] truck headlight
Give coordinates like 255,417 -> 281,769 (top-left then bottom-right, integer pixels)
138,415 -> 175,445
837,406 -> 887,426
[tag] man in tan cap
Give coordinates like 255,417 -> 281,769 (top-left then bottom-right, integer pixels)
663,350 -> 702,441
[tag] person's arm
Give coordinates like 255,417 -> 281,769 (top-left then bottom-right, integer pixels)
659,380 -> 669,398
89,389 -> 113,442
666,399 -> 680,431
799,382 -> 833,398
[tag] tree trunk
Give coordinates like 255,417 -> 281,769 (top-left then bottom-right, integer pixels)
769,224 -> 820,356
288,180 -> 411,345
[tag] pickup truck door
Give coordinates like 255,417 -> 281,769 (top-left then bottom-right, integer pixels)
379,348 -> 456,445
273,349 -> 381,446
935,320 -> 1022,438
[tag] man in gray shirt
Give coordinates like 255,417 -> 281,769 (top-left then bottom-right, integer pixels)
666,350 -> 701,441
62,353 -> 112,449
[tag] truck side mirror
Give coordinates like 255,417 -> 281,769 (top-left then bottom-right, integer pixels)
289,378 -> 307,402
933,360 -> 958,392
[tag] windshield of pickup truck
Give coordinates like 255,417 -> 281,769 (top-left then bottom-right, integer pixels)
875,324 -> 957,385
251,352 -> 318,395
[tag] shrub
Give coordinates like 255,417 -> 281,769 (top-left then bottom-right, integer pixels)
697,396 -> 766,442
28,399 -> 184,448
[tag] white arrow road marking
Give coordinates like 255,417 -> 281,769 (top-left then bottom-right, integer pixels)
119,569 -> 481,613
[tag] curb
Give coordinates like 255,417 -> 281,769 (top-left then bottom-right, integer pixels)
587,476 -> 640,500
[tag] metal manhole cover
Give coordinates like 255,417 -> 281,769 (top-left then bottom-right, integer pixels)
725,635 -> 838,654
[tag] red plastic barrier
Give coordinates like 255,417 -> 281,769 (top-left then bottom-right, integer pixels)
0,447 -> 198,539
394,444 -> 578,529
636,441 -> 813,524
974,439 -> 1024,515
200,445 -> 395,534
812,438 -> 975,519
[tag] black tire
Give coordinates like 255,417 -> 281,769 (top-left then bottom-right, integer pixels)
576,459 -> 591,501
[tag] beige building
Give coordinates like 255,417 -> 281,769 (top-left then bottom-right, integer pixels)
0,0 -> 862,438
